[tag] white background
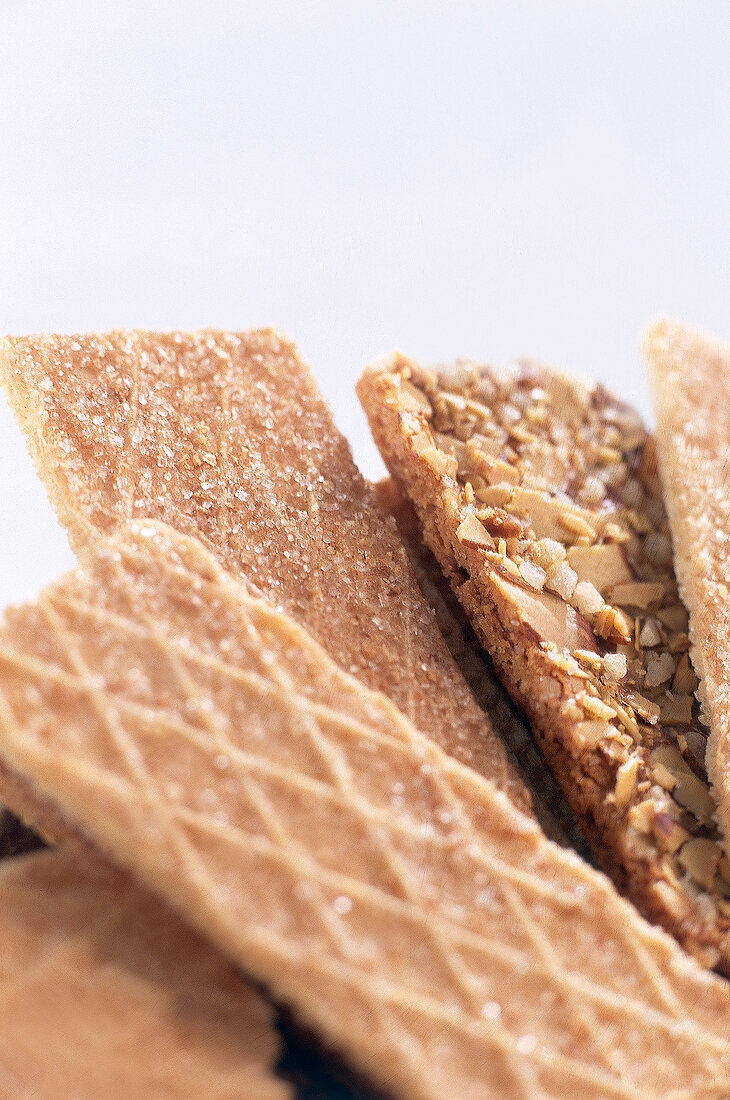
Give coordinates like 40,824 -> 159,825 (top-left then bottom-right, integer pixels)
1,2 -> 729,608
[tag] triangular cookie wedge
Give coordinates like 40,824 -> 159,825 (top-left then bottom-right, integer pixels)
0,847 -> 289,1100
646,320 -> 730,868
359,356 -> 730,971
0,520 -> 726,1100
0,329 -> 528,813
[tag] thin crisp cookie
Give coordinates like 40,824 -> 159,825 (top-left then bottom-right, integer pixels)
646,319 -> 730,869
0,329 -> 528,812
0,520 -> 726,1100
0,847 -> 289,1100
358,355 -> 730,970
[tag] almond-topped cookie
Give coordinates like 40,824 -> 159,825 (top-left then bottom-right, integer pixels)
359,355 -> 730,971
373,477 -> 587,855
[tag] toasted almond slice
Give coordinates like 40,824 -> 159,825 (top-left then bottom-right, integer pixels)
652,813 -> 690,855
660,694 -> 695,728
678,838 -> 724,891
613,755 -> 640,808
672,653 -> 700,694
672,772 -> 716,826
649,744 -> 693,776
606,582 -> 665,609
421,445 -> 458,479
624,691 -> 661,725
456,512 -> 493,548
566,543 -> 633,593
399,378 -> 434,414
0,519 -> 727,1099
490,573 -> 596,652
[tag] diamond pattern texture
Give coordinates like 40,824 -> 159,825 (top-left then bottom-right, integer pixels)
0,847 -> 288,1100
0,328 -> 527,810
0,521 -> 726,1100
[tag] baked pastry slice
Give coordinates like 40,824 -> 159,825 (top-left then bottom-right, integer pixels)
0,329 -> 528,812
0,847 -> 289,1100
646,320 -> 730,871
0,519 -> 726,1100
359,355 -> 730,971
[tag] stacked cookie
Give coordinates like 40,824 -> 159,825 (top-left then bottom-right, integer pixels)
0,324 -> 727,1098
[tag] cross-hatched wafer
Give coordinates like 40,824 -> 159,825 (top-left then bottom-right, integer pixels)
646,319 -> 730,869
0,329 -> 528,812
0,847 -> 289,1099
358,356 -> 730,970
0,519 -> 726,1100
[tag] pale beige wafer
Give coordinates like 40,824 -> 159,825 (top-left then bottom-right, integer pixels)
0,329 -> 528,813
0,520 -> 726,1100
358,356 -> 730,970
646,319 -> 730,864
373,477 -> 587,853
0,847 -> 289,1100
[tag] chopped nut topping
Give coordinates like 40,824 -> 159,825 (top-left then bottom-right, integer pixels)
638,619 -> 662,648
518,560 -> 547,591
651,763 -> 677,792
671,772 -> 716,826
399,378 -> 434,414
593,605 -> 633,645
544,561 -> 578,601
572,581 -> 604,619
607,582 -> 665,609
566,543 -> 633,593
613,756 -> 640,808
420,446 -> 458,479
624,691 -> 661,725
671,653 -> 700,694
677,839 -> 723,891
660,694 -> 694,728
456,513 -> 492,548
644,652 -> 676,688
602,652 -> 627,681
376,356 -> 730,968
652,813 -> 690,854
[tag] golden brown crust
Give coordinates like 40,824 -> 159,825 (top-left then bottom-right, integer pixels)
0,328 -> 529,814
0,519 -> 726,1099
646,319 -> 730,865
359,355 -> 730,970
0,847 -> 289,1099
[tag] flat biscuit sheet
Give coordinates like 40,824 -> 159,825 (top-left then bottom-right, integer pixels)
0,329 -> 528,811
0,521 -> 725,1100
0,846 -> 290,1100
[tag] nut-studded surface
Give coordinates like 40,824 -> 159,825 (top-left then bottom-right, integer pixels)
359,355 -> 730,971
646,320 -> 730,874
373,477 -> 588,855
0,520 -> 726,1100
0,847 -> 290,1100
0,329 -> 528,813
